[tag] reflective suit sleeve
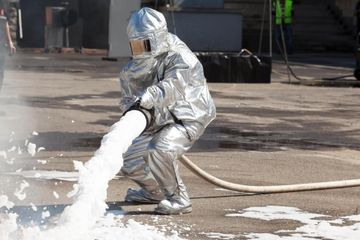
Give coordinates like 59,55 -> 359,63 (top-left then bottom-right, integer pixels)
140,55 -> 190,109
119,71 -> 137,113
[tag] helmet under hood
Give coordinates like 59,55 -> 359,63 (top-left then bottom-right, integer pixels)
127,8 -> 169,58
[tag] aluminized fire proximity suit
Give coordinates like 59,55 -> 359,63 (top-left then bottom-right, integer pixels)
119,7 -> 216,214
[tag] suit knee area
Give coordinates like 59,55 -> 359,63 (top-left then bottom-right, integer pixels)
121,162 -> 144,176
147,142 -> 173,160
120,167 -> 132,176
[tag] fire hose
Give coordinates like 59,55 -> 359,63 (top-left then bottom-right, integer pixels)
179,155 -> 360,193
127,107 -> 360,194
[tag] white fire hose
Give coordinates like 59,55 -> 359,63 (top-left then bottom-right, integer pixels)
128,109 -> 360,194
179,155 -> 360,193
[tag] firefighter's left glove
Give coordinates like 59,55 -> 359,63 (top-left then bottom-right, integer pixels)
140,86 -> 157,110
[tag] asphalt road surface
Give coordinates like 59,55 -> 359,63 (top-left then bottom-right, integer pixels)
0,52 -> 359,239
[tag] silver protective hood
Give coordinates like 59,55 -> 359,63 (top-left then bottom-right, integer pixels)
127,7 -> 169,58
120,8 -> 216,141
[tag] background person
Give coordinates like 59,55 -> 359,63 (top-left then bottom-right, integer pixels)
273,0 -> 294,55
0,0 -> 16,92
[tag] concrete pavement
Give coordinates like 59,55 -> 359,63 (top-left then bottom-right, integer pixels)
0,52 -> 360,239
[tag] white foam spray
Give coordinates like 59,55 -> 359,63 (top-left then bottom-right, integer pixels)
0,110 -> 184,240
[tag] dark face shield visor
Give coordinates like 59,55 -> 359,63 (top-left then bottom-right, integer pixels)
129,39 -> 152,56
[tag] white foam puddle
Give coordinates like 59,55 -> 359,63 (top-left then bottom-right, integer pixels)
13,180 -> 30,201
201,232 -> 237,239
3,170 -> 124,182
90,212 -> 182,240
0,203 -> 183,240
27,143 -> 36,157
4,170 -> 80,182
227,205 -> 360,240
0,111 -> 185,240
0,196 -> 14,210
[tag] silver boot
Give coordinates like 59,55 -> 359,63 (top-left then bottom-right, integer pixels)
125,188 -> 165,204
154,193 -> 192,215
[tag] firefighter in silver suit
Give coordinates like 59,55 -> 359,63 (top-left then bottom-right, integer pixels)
120,7 -> 216,215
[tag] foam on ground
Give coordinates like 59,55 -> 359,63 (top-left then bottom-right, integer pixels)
0,110 -> 184,240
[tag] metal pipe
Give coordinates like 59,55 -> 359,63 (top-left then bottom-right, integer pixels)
269,0 -> 272,57
18,8 -> 23,39
258,0 -> 267,55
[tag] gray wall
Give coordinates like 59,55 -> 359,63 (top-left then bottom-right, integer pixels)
108,0 -> 140,57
